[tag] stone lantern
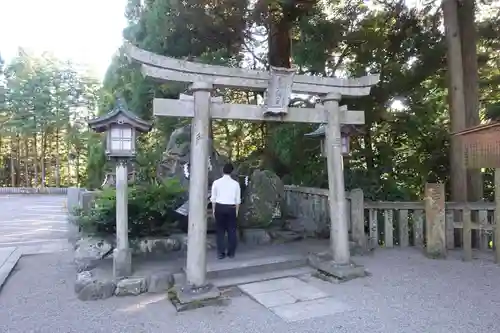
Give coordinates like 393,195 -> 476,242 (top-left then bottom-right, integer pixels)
305,124 -> 359,157
87,97 -> 152,278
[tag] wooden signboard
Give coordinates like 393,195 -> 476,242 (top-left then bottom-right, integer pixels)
454,122 -> 500,263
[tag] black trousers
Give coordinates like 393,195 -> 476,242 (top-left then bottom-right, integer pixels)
214,203 -> 237,256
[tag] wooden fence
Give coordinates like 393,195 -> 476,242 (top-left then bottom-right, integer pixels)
284,185 -> 499,259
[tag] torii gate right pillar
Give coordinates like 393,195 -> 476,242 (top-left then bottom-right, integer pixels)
324,93 -> 350,264
308,92 -> 367,280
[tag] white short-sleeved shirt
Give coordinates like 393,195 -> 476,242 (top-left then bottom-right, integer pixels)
210,175 -> 241,205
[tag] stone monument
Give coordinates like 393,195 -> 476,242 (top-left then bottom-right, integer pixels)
157,123 -> 230,215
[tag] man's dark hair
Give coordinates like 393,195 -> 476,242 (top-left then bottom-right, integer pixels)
222,163 -> 234,175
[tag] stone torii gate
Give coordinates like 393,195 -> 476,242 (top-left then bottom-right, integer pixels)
125,43 -> 379,296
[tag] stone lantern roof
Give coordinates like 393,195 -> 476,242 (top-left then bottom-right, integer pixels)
304,124 -> 364,138
87,98 -> 153,133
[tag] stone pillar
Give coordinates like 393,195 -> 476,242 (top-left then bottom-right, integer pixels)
424,183 -> 447,259
114,161 -> 131,278
67,186 -> 81,216
350,188 -> 366,251
324,93 -> 350,264
185,82 -> 212,287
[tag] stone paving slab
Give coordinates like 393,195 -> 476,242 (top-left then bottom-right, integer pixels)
239,277 -> 349,322
239,277 -> 306,294
269,297 -> 352,322
0,247 -> 21,291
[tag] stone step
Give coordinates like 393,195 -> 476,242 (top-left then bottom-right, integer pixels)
180,254 -> 308,281
211,266 -> 315,288
0,247 -> 22,292
207,254 -> 308,280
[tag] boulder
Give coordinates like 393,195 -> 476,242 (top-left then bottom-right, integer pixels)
74,271 -> 95,294
130,237 -> 182,255
241,229 -> 271,245
239,170 -> 285,228
115,277 -> 148,296
147,271 -> 174,293
74,237 -> 113,272
77,280 -> 116,301
170,233 -> 217,251
268,230 -> 303,243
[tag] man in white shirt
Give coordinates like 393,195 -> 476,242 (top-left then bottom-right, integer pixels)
210,163 -> 241,259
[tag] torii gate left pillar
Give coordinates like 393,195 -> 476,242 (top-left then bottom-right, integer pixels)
184,82 -> 213,287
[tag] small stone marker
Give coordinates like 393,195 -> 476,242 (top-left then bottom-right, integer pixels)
147,271 -> 174,293
307,252 -> 367,282
424,183 -> 447,258
169,283 -> 223,312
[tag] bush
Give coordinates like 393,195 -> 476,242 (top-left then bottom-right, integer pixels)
76,178 -> 186,238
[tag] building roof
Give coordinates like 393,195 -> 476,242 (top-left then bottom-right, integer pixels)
452,121 -> 500,137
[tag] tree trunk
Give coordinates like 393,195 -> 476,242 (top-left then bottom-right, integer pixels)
457,0 -> 483,201
55,128 -> 60,187
41,132 -> 47,188
75,153 -> 80,186
222,121 -> 233,158
10,138 -> 16,187
442,0 -> 467,203
363,132 -> 375,171
263,4 -> 293,170
15,136 -> 20,187
33,134 -> 38,187
268,8 -> 292,68
24,139 -> 30,186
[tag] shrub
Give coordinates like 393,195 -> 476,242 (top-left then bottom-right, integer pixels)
76,178 -> 186,238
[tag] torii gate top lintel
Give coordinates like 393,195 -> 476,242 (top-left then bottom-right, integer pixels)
124,42 -> 380,97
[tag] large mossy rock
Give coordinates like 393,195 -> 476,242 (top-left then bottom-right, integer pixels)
239,170 -> 284,228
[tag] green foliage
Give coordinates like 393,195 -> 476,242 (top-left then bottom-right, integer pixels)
77,178 -> 186,238
0,50 -> 100,187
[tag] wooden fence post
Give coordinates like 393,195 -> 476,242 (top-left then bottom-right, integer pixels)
424,183 -> 447,258
398,209 -> 409,247
413,210 -> 424,248
463,207 -> 472,261
350,188 -> 366,250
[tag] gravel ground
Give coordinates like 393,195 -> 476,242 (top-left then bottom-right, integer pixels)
1,248 -> 500,333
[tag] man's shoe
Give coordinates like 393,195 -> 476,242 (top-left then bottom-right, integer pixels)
227,253 -> 235,258
218,253 -> 226,259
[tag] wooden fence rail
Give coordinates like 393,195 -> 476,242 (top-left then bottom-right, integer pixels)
284,185 -> 500,261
